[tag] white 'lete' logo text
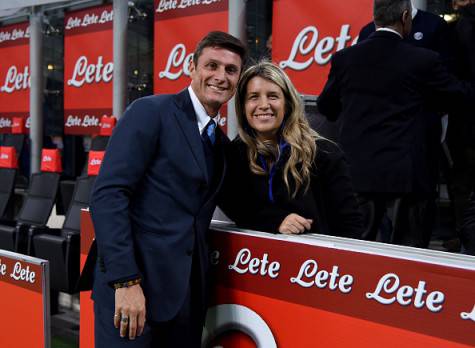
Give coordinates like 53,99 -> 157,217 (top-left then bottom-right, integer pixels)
1,66 -> 30,93
279,25 -> 357,71
156,0 -> 222,13
68,56 -> 113,87
159,43 -> 193,80
366,273 -> 445,312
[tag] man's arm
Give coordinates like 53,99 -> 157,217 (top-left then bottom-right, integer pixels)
90,97 -> 161,285
90,97 -> 162,339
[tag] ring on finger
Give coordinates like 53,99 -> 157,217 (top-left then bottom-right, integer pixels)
121,316 -> 129,324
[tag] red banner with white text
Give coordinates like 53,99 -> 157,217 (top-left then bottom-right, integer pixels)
272,0 -> 373,95
79,210 -> 475,348
206,231 -> 475,347
0,251 -> 49,348
154,0 -> 229,132
64,5 -> 113,135
0,22 -> 30,133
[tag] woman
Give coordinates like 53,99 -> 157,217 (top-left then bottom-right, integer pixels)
219,61 -> 362,238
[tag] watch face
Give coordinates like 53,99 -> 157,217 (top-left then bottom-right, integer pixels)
203,304 -> 277,348
413,32 -> 424,40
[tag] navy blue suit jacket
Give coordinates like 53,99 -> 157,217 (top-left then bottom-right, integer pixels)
90,89 -> 227,322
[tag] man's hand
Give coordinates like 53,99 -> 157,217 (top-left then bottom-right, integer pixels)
278,213 -> 313,234
114,284 -> 146,340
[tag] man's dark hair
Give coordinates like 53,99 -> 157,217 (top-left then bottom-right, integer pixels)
193,31 -> 247,66
373,0 -> 411,27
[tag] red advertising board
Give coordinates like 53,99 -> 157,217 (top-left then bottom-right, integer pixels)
154,0 -> 229,132
0,22 -> 30,134
79,210 -> 475,348
0,251 -> 50,348
64,5 -> 113,135
272,0 -> 373,95
206,230 -> 475,347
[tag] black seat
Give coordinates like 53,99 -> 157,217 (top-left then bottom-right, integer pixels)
90,135 -> 110,151
1,134 -> 25,157
0,171 -> 60,253
58,135 -> 108,211
1,134 -> 28,189
32,176 -> 96,293
0,168 -> 16,220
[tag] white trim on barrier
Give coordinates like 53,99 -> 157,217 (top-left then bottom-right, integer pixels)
210,220 -> 475,271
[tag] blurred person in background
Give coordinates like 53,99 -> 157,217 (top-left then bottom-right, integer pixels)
219,61 -> 363,238
460,193 -> 475,255
445,0 -> 475,251
317,0 -> 475,248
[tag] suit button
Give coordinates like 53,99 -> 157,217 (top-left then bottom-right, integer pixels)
186,249 -> 193,256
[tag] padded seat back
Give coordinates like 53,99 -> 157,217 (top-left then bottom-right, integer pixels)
63,176 -> 96,232
17,172 -> 60,226
90,135 -> 110,151
33,175 -> 95,293
0,168 -> 16,218
1,134 -> 25,158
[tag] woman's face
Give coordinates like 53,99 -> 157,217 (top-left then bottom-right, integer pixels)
244,76 -> 285,142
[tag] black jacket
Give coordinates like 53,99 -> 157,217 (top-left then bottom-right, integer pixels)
219,138 -> 363,239
318,31 -> 475,194
461,193 -> 475,255
358,10 -> 450,63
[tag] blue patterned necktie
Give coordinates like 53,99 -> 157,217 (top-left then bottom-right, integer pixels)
204,119 -> 216,145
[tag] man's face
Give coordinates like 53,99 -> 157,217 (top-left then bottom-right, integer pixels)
453,0 -> 475,10
190,46 -> 242,117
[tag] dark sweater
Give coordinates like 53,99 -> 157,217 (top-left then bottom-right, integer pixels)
218,138 -> 363,239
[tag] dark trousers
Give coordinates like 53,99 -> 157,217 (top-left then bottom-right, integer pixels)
358,192 -> 435,248
94,253 -> 205,348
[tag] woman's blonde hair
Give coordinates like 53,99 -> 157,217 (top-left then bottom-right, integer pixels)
235,61 -> 320,198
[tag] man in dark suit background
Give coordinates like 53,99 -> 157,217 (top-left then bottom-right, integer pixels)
317,0 -> 475,248
446,0 -> 475,250
90,31 -> 246,347
356,1 -> 451,245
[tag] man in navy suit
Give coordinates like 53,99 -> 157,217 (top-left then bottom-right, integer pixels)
90,31 -> 246,347
318,0 -> 475,248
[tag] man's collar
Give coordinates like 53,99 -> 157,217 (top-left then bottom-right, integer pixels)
376,27 -> 403,39
188,86 -> 217,134
412,7 -> 418,19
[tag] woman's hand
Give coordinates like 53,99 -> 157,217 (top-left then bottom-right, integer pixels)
278,214 -> 313,234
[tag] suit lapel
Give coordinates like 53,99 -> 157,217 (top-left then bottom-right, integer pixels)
173,89 -> 209,182
203,127 -> 228,207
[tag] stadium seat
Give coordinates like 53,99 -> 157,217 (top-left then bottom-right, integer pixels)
0,168 -> 16,220
0,172 -> 60,253
32,176 -> 96,293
